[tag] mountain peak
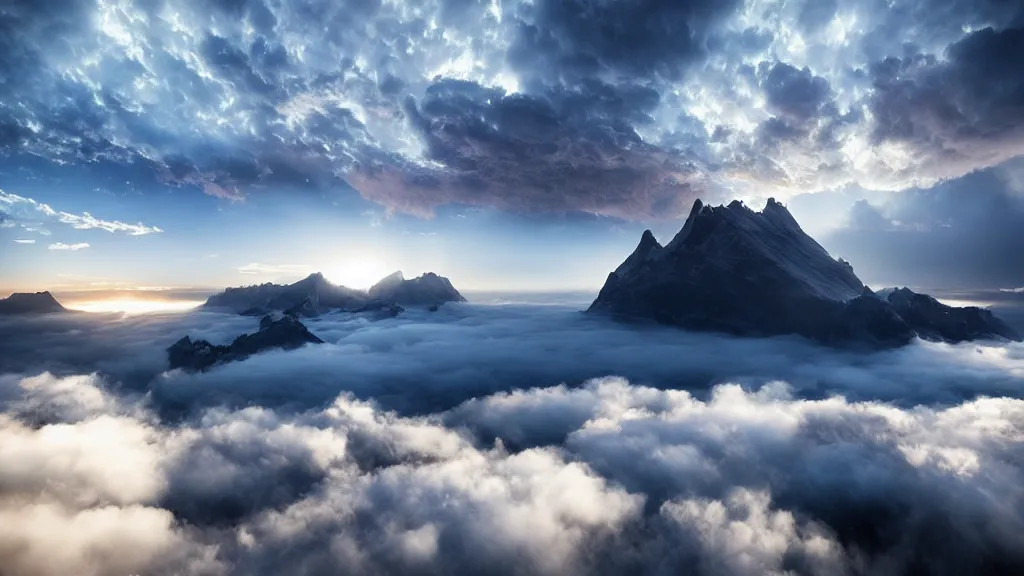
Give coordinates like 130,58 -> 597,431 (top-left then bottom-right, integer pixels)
369,271 -> 466,307
0,291 -> 67,315
589,198 -> 1020,347
380,270 -> 406,283
368,270 -> 406,299
590,197 -> 865,338
615,229 -> 663,276
689,198 -> 705,216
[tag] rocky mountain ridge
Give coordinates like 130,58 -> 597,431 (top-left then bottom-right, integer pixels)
588,198 -> 1021,347
202,270 -> 464,317
168,314 -> 324,372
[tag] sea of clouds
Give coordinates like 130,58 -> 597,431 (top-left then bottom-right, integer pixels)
2,301 -> 1024,575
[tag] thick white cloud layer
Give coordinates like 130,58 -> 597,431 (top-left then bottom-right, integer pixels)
3,367 -> 1024,575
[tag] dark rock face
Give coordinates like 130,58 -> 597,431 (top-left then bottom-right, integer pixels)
203,270 -> 464,316
204,272 -> 369,316
0,291 -> 67,315
589,198 -> 1021,347
168,315 -> 324,372
368,271 -> 466,307
879,287 -> 1020,343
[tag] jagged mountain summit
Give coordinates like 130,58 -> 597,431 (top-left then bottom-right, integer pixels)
588,198 -> 1021,347
368,271 -> 466,307
202,270 -> 464,317
168,314 -> 324,372
0,291 -> 67,315
204,272 -> 367,316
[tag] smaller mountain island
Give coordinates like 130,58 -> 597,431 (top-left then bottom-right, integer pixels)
202,270 -> 465,318
169,314 -> 324,372
588,198 -> 1021,348
0,291 -> 68,315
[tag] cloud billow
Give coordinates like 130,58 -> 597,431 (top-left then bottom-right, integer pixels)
868,26 -> 1024,185
350,79 -> 706,219
3,367 -> 1024,575
1,0 -> 1023,219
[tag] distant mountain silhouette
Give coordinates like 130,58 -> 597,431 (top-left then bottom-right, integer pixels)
202,271 -> 464,317
589,198 -> 1021,347
368,271 -> 466,307
168,314 -> 324,372
0,291 -> 67,315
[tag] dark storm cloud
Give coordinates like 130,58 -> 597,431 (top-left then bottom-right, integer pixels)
753,62 -> 855,154
507,0 -> 743,85
762,63 -> 833,124
2,0 -> 1024,218
351,79 -> 707,219
868,26 -> 1024,184
824,164 -> 1024,289
856,0 -> 1023,62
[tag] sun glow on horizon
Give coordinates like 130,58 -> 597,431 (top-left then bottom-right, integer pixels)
66,299 -> 204,314
326,256 -> 392,290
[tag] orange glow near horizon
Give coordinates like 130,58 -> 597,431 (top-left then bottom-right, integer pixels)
65,299 -> 204,314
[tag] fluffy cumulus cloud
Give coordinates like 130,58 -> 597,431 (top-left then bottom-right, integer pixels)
2,0 -> 1022,219
3,365 -> 1024,575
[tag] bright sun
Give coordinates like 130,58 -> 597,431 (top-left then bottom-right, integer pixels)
326,256 -> 391,290
67,299 -> 204,314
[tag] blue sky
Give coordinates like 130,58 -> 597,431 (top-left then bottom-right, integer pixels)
1,0 -> 1023,295
0,154 -> 650,292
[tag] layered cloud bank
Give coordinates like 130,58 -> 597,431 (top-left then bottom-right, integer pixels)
3,304 -> 1024,416
3,303 -> 1023,574
3,370 -> 1024,576
3,0 -> 1023,218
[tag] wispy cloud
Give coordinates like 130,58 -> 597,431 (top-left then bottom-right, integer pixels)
56,212 -> 162,235
1001,287 -> 1024,294
13,239 -> 35,244
237,263 -> 314,276
49,242 -> 90,251
0,190 -> 162,236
